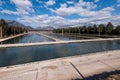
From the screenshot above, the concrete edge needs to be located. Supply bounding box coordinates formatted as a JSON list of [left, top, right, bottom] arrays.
[[0, 38, 120, 48], [0, 33, 27, 42]]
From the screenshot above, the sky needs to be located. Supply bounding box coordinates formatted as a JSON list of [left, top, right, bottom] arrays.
[[0, 0, 120, 28]]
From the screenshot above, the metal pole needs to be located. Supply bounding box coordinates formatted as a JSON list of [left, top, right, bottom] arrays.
[[62, 28, 64, 36], [0, 27, 2, 38], [14, 28, 15, 35], [99, 27, 100, 36], [78, 27, 80, 35], [69, 27, 70, 35]]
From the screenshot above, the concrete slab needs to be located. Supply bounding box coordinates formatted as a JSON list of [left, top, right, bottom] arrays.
[[39, 33, 61, 41], [37, 61, 81, 80], [102, 58, 120, 70], [87, 51, 120, 61], [0, 33, 27, 42], [72, 60, 112, 77]]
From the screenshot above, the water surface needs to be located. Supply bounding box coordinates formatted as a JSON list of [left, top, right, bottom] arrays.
[[1, 33, 53, 44], [0, 40, 120, 67]]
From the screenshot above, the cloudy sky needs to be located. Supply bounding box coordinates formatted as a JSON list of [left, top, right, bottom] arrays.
[[0, 0, 120, 28]]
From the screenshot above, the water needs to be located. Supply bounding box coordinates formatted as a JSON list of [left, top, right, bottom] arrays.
[[0, 40, 120, 67], [47, 33, 91, 41], [1, 33, 53, 44]]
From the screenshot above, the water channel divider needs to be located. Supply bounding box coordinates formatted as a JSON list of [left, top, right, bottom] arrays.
[[0, 37, 120, 48], [0, 33, 27, 42], [38, 33, 61, 41]]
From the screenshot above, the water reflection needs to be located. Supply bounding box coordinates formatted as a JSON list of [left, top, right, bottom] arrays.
[[47, 33, 91, 41], [1, 34, 53, 44], [0, 40, 120, 67]]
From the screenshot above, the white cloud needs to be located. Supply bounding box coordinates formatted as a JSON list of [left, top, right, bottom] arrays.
[[50, 0, 98, 16], [94, 0, 99, 3], [45, 0, 55, 6], [75, 0, 97, 9], [36, 0, 42, 3], [51, 3, 77, 16], [91, 7, 114, 18], [0, 9, 29, 15], [16, 0, 116, 28], [0, 0, 118, 28], [10, 0, 34, 15], [66, 1, 74, 4], [50, 0, 114, 19], [17, 13, 120, 28], [17, 15, 66, 27], [0, 10, 19, 15], [90, 15, 120, 26]]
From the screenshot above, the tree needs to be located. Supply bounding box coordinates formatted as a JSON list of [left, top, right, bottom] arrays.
[[81, 26, 87, 33], [115, 26, 120, 35], [92, 24, 97, 34], [53, 22, 120, 35], [0, 19, 7, 26], [0, 19, 8, 37], [106, 22, 114, 34], [87, 26, 92, 34], [0, 19, 27, 38], [97, 24, 105, 35]]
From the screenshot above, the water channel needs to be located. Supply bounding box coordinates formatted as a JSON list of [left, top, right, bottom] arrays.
[[47, 33, 92, 41], [0, 34, 120, 67]]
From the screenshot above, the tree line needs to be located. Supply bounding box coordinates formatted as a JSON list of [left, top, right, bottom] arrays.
[[0, 19, 28, 38], [53, 22, 120, 35]]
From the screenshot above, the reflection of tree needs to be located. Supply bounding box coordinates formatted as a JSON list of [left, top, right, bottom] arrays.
[[106, 22, 113, 34], [2, 35, 25, 44]]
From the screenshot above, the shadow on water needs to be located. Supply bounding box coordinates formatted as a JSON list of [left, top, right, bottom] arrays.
[[72, 70, 120, 80]]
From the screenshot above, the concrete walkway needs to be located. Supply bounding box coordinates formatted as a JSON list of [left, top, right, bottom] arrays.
[[1, 37, 120, 48], [0, 50, 120, 80], [39, 33, 61, 41], [0, 33, 27, 42]]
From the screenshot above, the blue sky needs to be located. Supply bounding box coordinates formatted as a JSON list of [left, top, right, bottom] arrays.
[[0, 0, 120, 28]]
